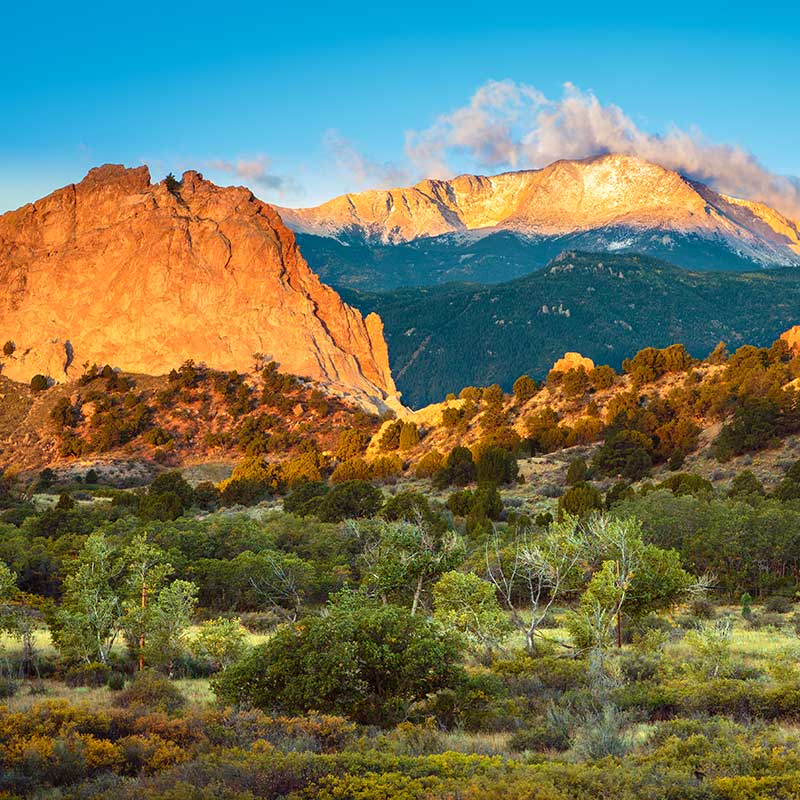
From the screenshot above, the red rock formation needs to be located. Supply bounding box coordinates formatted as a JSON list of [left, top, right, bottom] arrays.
[[0, 165, 401, 411], [780, 326, 800, 355], [551, 352, 595, 374]]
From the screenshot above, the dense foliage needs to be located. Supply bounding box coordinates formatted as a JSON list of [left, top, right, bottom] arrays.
[[7, 329, 800, 797], [343, 252, 800, 405]]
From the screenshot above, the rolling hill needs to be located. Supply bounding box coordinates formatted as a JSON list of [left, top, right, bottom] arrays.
[[342, 252, 800, 407]]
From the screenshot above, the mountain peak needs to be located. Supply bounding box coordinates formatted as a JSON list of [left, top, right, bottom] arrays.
[[277, 155, 800, 268]]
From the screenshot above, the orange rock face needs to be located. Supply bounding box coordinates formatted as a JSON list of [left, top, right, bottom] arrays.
[[0, 165, 400, 411], [780, 326, 800, 355], [551, 352, 595, 374]]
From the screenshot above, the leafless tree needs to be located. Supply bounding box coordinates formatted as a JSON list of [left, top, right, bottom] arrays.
[[486, 516, 588, 654]]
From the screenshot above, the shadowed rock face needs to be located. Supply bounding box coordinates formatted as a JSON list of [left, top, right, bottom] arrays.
[[0, 165, 400, 411]]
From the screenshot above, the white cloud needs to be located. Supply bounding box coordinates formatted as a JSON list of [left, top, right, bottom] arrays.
[[206, 155, 300, 194], [323, 130, 411, 190], [402, 80, 800, 220]]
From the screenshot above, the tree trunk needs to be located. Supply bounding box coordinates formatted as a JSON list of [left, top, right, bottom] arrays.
[[139, 582, 146, 671], [410, 575, 424, 616], [525, 624, 536, 655]]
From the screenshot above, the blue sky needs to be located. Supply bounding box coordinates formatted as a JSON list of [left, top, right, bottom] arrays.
[[2, 0, 798, 213]]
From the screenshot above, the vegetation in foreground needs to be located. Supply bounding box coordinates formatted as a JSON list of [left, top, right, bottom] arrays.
[[3, 453, 800, 798], [4, 333, 800, 797]]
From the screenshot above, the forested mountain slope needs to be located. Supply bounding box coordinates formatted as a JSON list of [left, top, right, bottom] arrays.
[[343, 252, 800, 407]]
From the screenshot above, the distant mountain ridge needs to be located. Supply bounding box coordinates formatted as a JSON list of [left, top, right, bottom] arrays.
[[279, 155, 800, 290], [341, 252, 800, 407]]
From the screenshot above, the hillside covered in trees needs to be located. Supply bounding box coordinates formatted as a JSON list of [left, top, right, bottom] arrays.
[[5, 332, 800, 796], [4, 331, 800, 797], [343, 252, 800, 407], [0, 360, 379, 476]]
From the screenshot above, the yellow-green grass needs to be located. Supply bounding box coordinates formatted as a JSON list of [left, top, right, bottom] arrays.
[[1, 677, 215, 713], [0, 625, 272, 659], [4, 603, 798, 717], [0, 627, 56, 655], [1, 681, 114, 713]]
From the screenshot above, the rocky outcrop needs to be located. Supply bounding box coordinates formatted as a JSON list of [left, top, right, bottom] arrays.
[[780, 326, 800, 354], [278, 154, 800, 267], [551, 352, 595, 374], [0, 165, 401, 412]]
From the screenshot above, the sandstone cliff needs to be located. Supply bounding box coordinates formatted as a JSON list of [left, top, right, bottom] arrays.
[[0, 165, 401, 412], [551, 352, 595, 374], [780, 325, 800, 355]]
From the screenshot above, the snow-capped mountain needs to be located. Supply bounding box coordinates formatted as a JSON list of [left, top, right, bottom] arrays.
[[277, 155, 800, 289]]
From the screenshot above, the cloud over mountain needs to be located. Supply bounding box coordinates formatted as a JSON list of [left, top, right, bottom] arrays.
[[403, 81, 800, 220], [323, 130, 411, 190]]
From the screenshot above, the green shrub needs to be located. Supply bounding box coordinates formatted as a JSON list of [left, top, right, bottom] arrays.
[[194, 481, 221, 510], [689, 597, 717, 619], [139, 490, 184, 521], [565, 458, 588, 485], [572, 706, 632, 760], [30, 374, 49, 391], [220, 477, 270, 506], [773, 478, 800, 501], [64, 661, 111, 687], [593, 430, 652, 480], [622, 347, 666, 383], [713, 399, 782, 461], [107, 671, 126, 691], [213, 594, 463, 726], [143, 426, 173, 446], [330, 457, 373, 483], [335, 428, 371, 461], [381, 491, 444, 529], [370, 454, 404, 481], [398, 422, 420, 451], [447, 484, 503, 521], [589, 365, 617, 390], [115, 669, 186, 713], [475, 446, 518, 485], [513, 375, 536, 403], [656, 472, 713, 498], [561, 367, 590, 398], [558, 482, 602, 519], [748, 611, 788, 630], [379, 420, 403, 451], [415, 451, 443, 479], [433, 447, 477, 489], [728, 469, 765, 501], [0, 676, 19, 698], [509, 724, 571, 753], [605, 480, 634, 508], [284, 480, 329, 514], [148, 471, 192, 504], [611, 681, 679, 717], [315, 480, 383, 522], [493, 653, 590, 692], [765, 594, 794, 614]]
